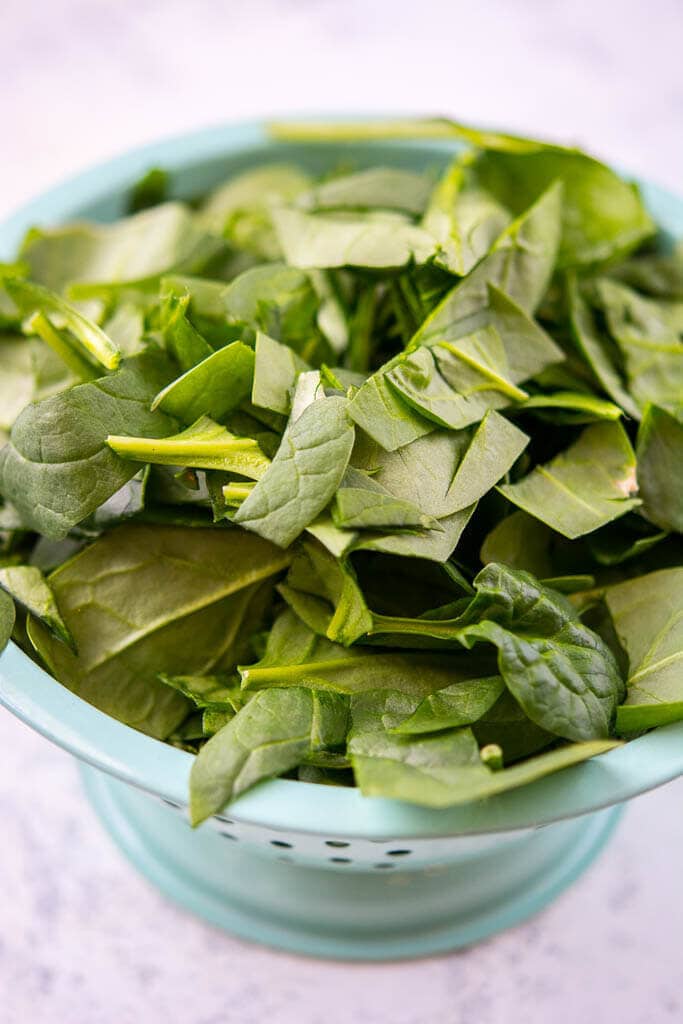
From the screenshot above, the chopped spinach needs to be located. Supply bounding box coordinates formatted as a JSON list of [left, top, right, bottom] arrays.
[[0, 117, 680, 822]]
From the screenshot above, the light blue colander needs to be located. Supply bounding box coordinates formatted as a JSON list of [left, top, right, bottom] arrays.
[[1, 120, 681, 961]]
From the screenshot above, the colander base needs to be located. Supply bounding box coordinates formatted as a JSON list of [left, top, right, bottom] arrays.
[[81, 764, 623, 961]]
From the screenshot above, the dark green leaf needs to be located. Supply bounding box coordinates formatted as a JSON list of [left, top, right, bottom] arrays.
[[498, 421, 640, 538], [636, 405, 683, 532], [28, 524, 289, 738], [606, 568, 683, 732], [234, 396, 355, 547], [0, 351, 178, 538], [190, 687, 349, 824]]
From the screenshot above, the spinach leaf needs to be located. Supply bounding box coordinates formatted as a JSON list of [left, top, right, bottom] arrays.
[[190, 688, 348, 824], [272, 208, 436, 270], [636, 405, 683, 532], [0, 351, 178, 538], [251, 331, 310, 416], [458, 564, 625, 740], [28, 524, 289, 738], [410, 182, 563, 329], [108, 416, 271, 479], [5, 278, 121, 371], [277, 539, 372, 646], [606, 568, 683, 731], [385, 286, 563, 433], [200, 164, 311, 257], [331, 466, 437, 531], [222, 263, 326, 360], [498, 422, 640, 538], [0, 564, 74, 649], [0, 588, 15, 653], [158, 674, 245, 713], [158, 290, 214, 372], [234, 396, 355, 547], [423, 155, 510, 276], [151, 341, 255, 424], [0, 336, 37, 435], [304, 167, 433, 215], [480, 510, 554, 576], [22, 202, 222, 293], [346, 366, 435, 452], [595, 279, 683, 411], [349, 693, 489, 807], [240, 609, 484, 697], [567, 277, 641, 419], [391, 676, 505, 734]]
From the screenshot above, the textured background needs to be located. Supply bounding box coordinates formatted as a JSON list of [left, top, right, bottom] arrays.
[[1, 2, 682, 1021]]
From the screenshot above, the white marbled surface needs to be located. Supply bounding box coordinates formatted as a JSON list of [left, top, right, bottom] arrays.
[[1, 1, 682, 1021]]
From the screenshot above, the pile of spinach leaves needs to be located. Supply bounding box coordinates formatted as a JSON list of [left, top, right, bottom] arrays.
[[1, 118, 682, 826]]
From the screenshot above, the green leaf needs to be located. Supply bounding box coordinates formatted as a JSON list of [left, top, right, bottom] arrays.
[[158, 674, 245, 713], [349, 694, 489, 807], [371, 563, 625, 740], [234, 396, 355, 547], [498, 421, 640, 538], [151, 341, 255, 424], [128, 168, 168, 213], [21, 202, 222, 293], [240, 609, 485, 697], [304, 167, 433, 215], [519, 390, 623, 423], [385, 286, 563, 433], [410, 181, 563, 327], [566, 276, 641, 420], [586, 515, 668, 567], [190, 687, 349, 825], [272, 207, 436, 269], [595, 278, 683, 412], [636, 405, 683, 532], [200, 164, 311, 257], [0, 351, 178, 539], [459, 564, 625, 740], [158, 290, 214, 372], [0, 564, 74, 649], [441, 411, 528, 513], [222, 263, 325, 360], [0, 336, 38, 433], [471, 148, 654, 269], [5, 278, 121, 371], [472, 690, 554, 762], [391, 676, 505, 734], [480, 510, 554, 577], [27, 524, 289, 738], [606, 568, 683, 732], [346, 365, 435, 452], [423, 155, 510, 276], [277, 538, 372, 646], [0, 588, 15, 653], [251, 331, 310, 416], [331, 466, 437, 531], [108, 415, 271, 479]]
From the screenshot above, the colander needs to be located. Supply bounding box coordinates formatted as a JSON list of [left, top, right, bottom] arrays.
[[1, 120, 682, 961]]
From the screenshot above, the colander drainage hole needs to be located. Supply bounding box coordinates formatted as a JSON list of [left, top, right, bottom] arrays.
[[387, 849, 412, 857], [325, 840, 350, 848], [270, 840, 293, 849], [329, 857, 352, 864], [221, 832, 238, 841], [374, 863, 395, 870]]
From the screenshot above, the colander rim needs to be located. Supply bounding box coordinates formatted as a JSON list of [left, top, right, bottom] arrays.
[[1, 117, 681, 841]]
